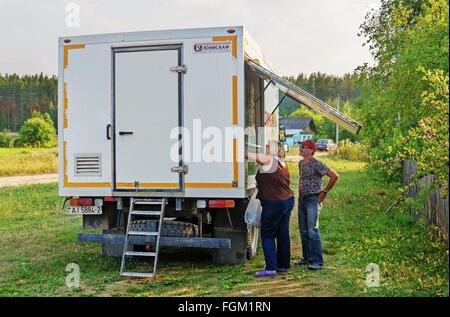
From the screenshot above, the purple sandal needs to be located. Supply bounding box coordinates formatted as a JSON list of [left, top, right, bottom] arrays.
[[255, 270, 276, 277]]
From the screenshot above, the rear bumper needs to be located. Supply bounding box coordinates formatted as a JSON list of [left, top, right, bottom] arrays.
[[77, 233, 231, 249]]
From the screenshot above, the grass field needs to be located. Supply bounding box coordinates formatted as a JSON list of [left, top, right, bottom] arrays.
[[0, 158, 448, 297], [0, 147, 58, 177]]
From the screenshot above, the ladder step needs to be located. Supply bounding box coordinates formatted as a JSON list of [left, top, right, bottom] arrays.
[[125, 251, 156, 257], [121, 272, 155, 278], [131, 210, 161, 216], [121, 197, 166, 278], [128, 231, 159, 236]]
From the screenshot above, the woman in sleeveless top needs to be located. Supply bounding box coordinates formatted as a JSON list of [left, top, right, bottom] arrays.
[[245, 140, 294, 277]]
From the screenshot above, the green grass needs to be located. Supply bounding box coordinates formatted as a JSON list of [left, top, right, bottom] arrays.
[[311, 158, 449, 296], [0, 183, 121, 296], [0, 159, 448, 297], [0, 147, 58, 176]]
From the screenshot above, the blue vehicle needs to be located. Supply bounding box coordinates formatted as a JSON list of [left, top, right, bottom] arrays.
[[316, 139, 336, 151]]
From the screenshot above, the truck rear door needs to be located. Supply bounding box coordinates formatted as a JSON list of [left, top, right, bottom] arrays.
[[113, 45, 183, 192]]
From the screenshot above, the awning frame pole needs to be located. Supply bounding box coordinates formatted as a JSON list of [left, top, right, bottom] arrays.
[[246, 79, 273, 115], [246, 60, 362, 135], [264, 91, 288, 125]]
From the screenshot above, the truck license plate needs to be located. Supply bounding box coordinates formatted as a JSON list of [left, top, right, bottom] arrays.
[[66, 206, 102, 215]]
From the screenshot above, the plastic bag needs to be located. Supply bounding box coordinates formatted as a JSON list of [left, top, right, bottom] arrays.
[[244, 189, 262, 228]]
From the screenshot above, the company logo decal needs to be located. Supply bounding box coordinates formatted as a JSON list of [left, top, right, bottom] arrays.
[[194, 41, 232, 53]]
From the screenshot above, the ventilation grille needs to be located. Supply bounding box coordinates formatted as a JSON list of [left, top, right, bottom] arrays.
[[74, 154, 102, 176]]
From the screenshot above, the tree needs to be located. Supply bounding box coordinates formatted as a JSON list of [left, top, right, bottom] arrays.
[[399, 69, 449, 198], [288, 96, 361, 142], [280, 72, 361, 117], [357, 0, 449, 196], [17, 113, 57, 148]]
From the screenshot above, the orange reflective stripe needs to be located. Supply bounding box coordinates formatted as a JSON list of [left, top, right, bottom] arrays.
[[233, 138, 238, 185], [63, 44, 85, 69], [232, 75, 237, 125], [66, 182, 110, 187], [115, 183, 234, 189], [212, 36, 236, 58], [116, 183, 179, 188], [63, 83, 68, 128], [63, 141, 68, 185], [185, 183, 234, 188]]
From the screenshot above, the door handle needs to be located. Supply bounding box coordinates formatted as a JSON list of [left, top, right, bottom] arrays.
[[119, 131, 133, 135], [106, 124, 111, 140]]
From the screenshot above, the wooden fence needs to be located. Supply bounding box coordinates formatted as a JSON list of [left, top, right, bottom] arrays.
[[403, 160, 449, 246]]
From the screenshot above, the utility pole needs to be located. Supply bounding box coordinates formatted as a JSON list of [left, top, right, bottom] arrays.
[[336, 94, 339, 146], [312, 77, 316, 96]]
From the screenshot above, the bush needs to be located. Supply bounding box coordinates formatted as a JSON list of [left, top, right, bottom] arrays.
[[328, 139, 368, 161], [17, 117, 57, 148], [0, 132, 13, 148]]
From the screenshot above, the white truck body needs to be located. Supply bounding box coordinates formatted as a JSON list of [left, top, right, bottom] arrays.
[[58, 26, 362, 265], [58, 26, 280, 199]]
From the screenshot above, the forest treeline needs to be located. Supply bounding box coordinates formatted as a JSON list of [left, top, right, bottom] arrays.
[[279, 72, 361, 117], [0, 70, 361, 133], [0, 73, 57, 132]]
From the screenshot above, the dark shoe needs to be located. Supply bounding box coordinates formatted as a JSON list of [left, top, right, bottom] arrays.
[[255, 270, 276, 277], [294, 259, 310, 266], [308, 264, 323, 270], [276, 268, 288, 273]]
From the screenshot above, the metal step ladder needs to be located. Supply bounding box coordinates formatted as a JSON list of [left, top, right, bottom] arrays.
[[120, 197, 167, 278]]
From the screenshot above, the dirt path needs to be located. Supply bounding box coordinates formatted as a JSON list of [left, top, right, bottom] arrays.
[[0, 173, 58, 188]]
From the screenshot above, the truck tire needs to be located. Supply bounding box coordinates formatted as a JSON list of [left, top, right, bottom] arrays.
[[130, 220, 198, 238]]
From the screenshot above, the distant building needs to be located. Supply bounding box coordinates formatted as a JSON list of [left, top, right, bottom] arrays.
[[279, 117, 317, 149]]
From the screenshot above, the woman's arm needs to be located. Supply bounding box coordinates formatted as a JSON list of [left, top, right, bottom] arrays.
[[245, 151, 272, 166]]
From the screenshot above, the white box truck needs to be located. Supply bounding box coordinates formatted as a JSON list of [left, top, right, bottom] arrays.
[[59, 26, 361, 272]]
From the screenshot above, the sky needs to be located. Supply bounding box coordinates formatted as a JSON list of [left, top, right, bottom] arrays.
[[0, 0, 380, 78]]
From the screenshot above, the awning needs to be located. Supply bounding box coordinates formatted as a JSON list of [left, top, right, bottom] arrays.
[[247, 60, 363, 135]]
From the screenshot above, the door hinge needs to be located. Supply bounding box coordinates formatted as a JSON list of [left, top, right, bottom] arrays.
[[170, 64, 187, 73]]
